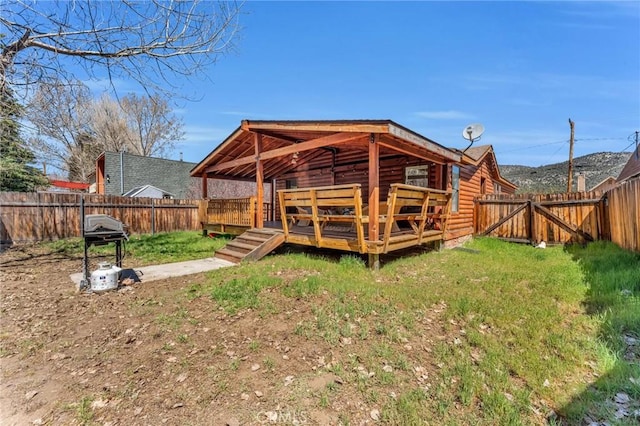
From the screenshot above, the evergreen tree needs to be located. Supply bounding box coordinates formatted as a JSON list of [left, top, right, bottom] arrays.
[[0, 89, 49, 192]]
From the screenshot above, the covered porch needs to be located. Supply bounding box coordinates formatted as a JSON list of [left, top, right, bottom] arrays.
[[191, 120, 460, 266]]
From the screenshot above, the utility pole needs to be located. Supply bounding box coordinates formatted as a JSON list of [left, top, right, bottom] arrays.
[[567, 118, 575, 193]]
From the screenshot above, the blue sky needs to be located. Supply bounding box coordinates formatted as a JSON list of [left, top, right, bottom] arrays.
[[93, 1, 640, 166]]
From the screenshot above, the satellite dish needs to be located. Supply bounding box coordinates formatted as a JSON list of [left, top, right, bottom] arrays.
[[462, 123, 484, 141], [461, 123, 484, 153]]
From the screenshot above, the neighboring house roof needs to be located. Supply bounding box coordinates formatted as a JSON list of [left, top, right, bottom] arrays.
[[456, 144, 517, 191], [617, 147, 640, 183], [590, 176, 618, 192], [191, 119, 462, 179], [97, 151, 196, 198], [123, 184, 175, 198], [49, 179, 90, 191]]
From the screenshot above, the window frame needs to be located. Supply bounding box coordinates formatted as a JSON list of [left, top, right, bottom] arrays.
[[451, 165, 460, 213]]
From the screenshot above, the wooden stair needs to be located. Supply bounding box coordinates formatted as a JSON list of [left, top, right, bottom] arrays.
[[214, 228, 285, 264]]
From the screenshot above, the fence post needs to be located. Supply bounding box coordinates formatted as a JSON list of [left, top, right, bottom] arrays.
[[80, 195, 85, 235], [528, 199, 535, 244], [37, 192, 42, 242], [151, 199, 155, 235]]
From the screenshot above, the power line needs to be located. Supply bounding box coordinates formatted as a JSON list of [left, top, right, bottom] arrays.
[[574, 137, 626, 142], [499, 139, 567, 154], [621, 140, 636, 151], [545, 140, 570, 165]]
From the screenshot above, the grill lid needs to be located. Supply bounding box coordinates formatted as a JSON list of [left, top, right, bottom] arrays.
[[84, 214, 128, 238]]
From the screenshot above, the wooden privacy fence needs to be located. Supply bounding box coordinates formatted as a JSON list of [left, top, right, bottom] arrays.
[[0, 192, 201, 244], [607, 178, 640, 252], [474, 191, 607, 245]]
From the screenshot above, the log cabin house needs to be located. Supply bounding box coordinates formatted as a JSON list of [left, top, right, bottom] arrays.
[[190, 120, 515, 267]]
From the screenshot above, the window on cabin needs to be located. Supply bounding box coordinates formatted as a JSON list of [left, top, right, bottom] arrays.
[[493, 182, 501, 193], [405, 165, 429, 188], [285, 179, 297, 213], [452, 166, 460, 213], [285, 179, 297, 189], [480, 177, 486, 194]]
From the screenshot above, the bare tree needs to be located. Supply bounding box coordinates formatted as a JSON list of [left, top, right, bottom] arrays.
[[27, 81, 98, 181], [121, 93, 184, 158], [90, 94, 135, 153], [0, 0, 241, 96], [27, 82, 184, 180]]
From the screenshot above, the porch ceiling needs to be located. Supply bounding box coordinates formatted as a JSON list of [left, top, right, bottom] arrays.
[[190, 120, 461, 180]]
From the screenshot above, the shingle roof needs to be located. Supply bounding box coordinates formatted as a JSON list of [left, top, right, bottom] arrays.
[[617, 147, 640, 182]]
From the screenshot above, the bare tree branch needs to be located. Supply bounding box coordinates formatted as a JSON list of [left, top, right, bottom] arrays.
[[0, 0, 242, 96], [26, 82, 184, 181]]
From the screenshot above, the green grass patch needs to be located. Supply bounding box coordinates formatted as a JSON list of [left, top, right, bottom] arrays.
[[48, 231, 633, 424], [45, 231, 228, 265], [560, 241, 640, 423], [209, 274, 281, 314]]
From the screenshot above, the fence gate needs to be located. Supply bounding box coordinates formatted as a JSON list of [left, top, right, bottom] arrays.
[[474, 192, 607, 244]]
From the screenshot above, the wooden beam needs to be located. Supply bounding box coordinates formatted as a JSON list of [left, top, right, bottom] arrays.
[[206, 174, 257, 183], [534, 203, 594, 242], [528, 200, 535, 243], [205, 132, 368, 174], [388, 123, 460, 162], [480, 202, 528, 236], [378, 137, 440, 163], [244, 121, 389, 134], [255, 133, 264, 229], [190, 126, 244, 176], [368, 134, 380, 242], [201, 174, 208, 199]]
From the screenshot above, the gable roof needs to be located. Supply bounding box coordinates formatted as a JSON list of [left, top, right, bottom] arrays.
[[590, 176, 618, 192], [123, 184, 175, 198], [191, 119, 461, 179], [617, 147, 640, 183], [455, 144, 517, 190]]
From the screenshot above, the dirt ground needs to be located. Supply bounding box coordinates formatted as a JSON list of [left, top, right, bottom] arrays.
[[0, 245, 458, 426]]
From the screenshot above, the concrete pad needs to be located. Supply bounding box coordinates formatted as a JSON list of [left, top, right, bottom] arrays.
[[70, 257, 235, 287]]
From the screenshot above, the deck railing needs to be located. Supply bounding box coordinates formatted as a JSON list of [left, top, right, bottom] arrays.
[[199, 197, 273, 228], [278, 183, 367, 252], [381, 184, 451, 251], [278, 183, 451, 254]]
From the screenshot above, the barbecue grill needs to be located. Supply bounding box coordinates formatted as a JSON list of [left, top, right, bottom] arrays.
[[81, 214, 129, 289]]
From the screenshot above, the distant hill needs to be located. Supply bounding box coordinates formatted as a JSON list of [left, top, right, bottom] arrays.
[[500, 152, 631, 194]]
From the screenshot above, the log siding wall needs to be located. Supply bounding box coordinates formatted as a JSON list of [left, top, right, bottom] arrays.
[[274, 157, 446, 221], [446, 161, 516, 240]]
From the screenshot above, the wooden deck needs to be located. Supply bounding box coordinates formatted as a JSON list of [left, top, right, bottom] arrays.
[[284, 222, 444, 254], [204, 183, 451, 260]]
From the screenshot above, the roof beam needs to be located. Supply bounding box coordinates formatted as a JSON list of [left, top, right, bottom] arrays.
[[205, 132, 369, 174], [378, 137, 443, 163], [243, 120, 389, 134], [190, 126, 243, 176], [388, 124, 460, 162]]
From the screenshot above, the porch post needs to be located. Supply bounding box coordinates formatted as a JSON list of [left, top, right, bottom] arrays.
[[201, 174, 208, 199], [368, 133, 380, 269], [254, 133, 264, 228]]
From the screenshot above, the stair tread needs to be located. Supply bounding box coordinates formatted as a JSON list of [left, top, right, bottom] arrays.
[[216, 247, 246, 258], [226, 241, 259, 251], [237, 234, 270, 243], [214, 252, 240, 264]]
